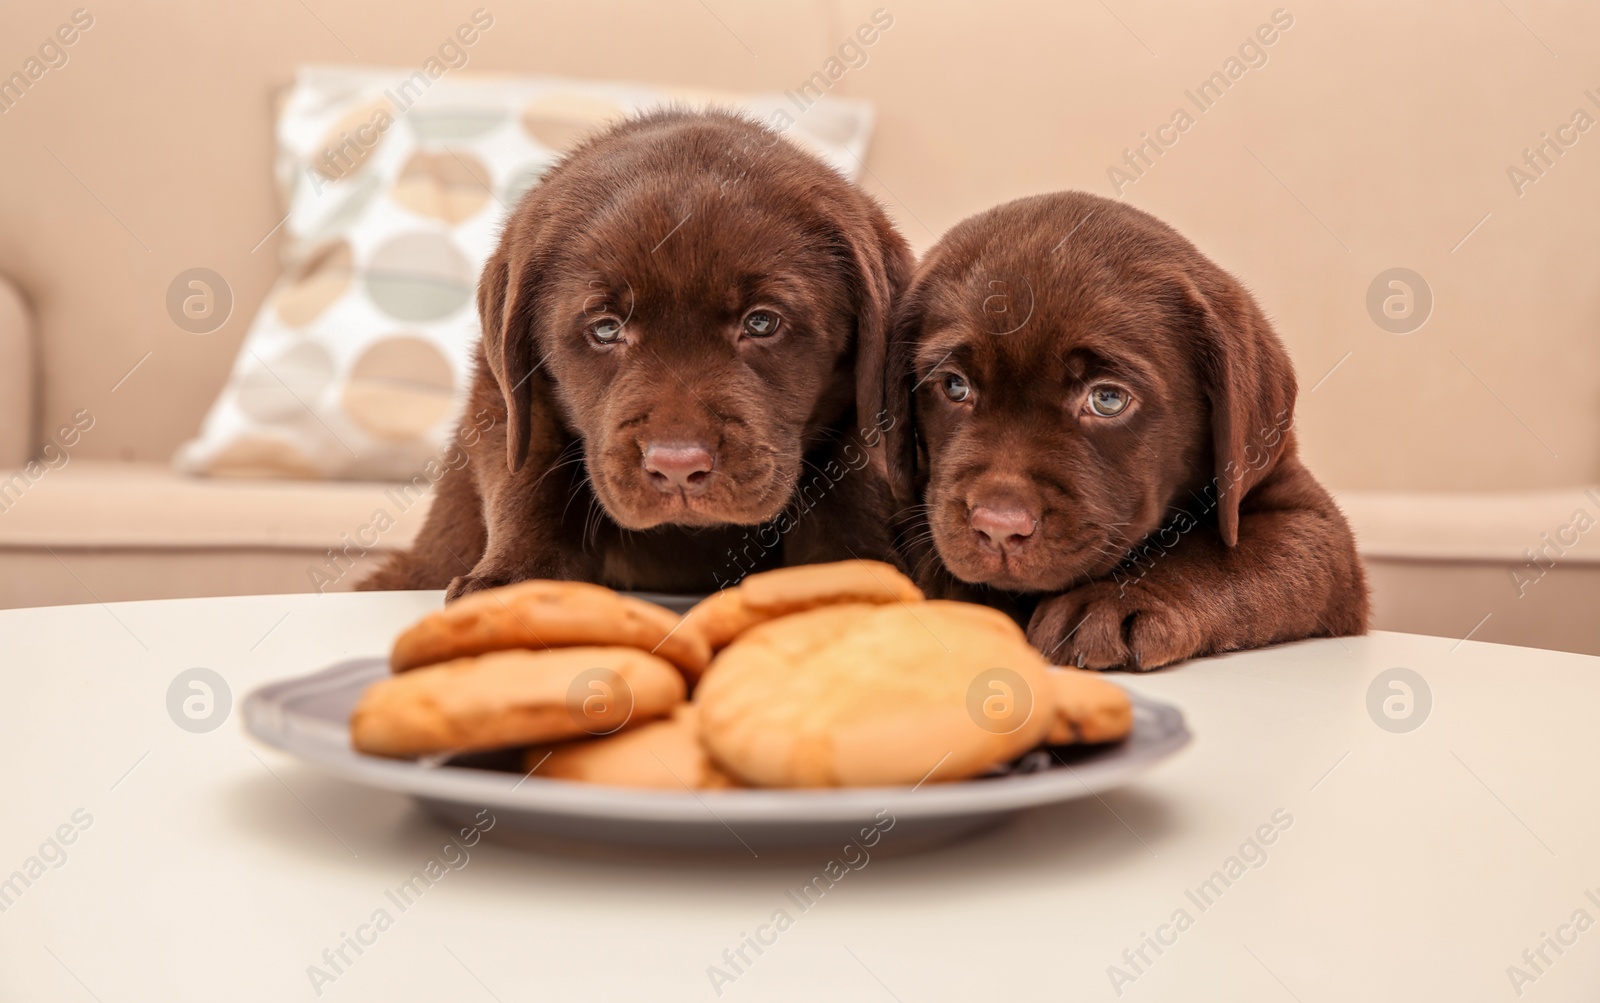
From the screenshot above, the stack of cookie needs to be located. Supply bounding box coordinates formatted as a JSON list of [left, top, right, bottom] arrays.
[[350, 581, 704, 761], [350, 561, 1134, 790]]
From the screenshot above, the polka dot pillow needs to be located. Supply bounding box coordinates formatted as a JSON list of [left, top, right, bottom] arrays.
[[176, 65, 875, 480]]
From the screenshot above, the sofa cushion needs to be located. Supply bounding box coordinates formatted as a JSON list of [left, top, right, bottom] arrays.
[[8, 467, 1596, 566], [1334, 487, 1600, 564], [0, 460, 430, 550], [0, 461, 436, 608], [1335, 486, 1600, 657], [174, 65, 877, 481], [4, 466, 1597, 657]]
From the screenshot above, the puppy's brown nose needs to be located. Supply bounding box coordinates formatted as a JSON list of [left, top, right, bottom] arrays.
[[642, 442, 715, 494], [970, 505, 1037, 554]]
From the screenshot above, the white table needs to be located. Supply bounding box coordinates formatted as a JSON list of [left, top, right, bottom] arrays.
[[2, 591, 1597, 1002]]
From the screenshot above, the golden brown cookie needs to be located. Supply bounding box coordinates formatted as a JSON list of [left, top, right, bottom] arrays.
[[351, 646, 685, 758], [522, 705, 737, 790], [677, 587, 766, 653], [390, 579, 709, 679], [682, 560, 923, 652], [694, 601, 1054, 787], [1044, 669, 1134, 744]]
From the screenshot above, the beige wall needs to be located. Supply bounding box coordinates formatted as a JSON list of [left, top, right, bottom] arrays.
[[1, 0, 1596, 491]]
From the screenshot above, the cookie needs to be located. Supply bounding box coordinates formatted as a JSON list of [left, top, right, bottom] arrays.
[[1044, 669, 1134, 745], [694, 601, 1054, 787], [522, 705, 737, 790], [677, 587, 767, 653], [351, 646, 685, 758], [390, 579, 709, 679], [682, 559, 923, 652]]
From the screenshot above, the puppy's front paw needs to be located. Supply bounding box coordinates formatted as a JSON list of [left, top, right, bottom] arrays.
[[1027, 582, 1206, 671], [445, 574, 502, 602], [445, 557, 583, 602]]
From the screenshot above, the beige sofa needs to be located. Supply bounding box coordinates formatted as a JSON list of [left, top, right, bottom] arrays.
[[2, 1, 1598, 654]]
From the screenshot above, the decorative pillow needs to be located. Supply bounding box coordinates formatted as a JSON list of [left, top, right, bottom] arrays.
[[176, 64, 875, 480]]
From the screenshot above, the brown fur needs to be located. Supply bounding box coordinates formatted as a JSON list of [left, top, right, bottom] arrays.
[[361, 109, 911, 600], [885, 192, 1369, 670]]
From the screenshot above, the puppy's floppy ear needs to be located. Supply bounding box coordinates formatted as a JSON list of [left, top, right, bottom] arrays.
[[477, 238, 545, 472], [882, 281, 927, 505], [837, 206, 914, 456], [1179, 272, 1297, 547]]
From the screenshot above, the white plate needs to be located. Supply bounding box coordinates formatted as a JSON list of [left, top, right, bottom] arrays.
[[243, 656, 1191, 854]]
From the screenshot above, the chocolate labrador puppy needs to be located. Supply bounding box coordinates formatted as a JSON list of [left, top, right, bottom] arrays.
[[363, 109, 910, 599], [885, 192, 1368, 669]]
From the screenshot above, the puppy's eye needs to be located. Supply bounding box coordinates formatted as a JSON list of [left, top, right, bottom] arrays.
[[941, 373, 972, 403], [741, 310, 781, 338], [1087, 385, 1131, 417], [589, 317, 625, 345]]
